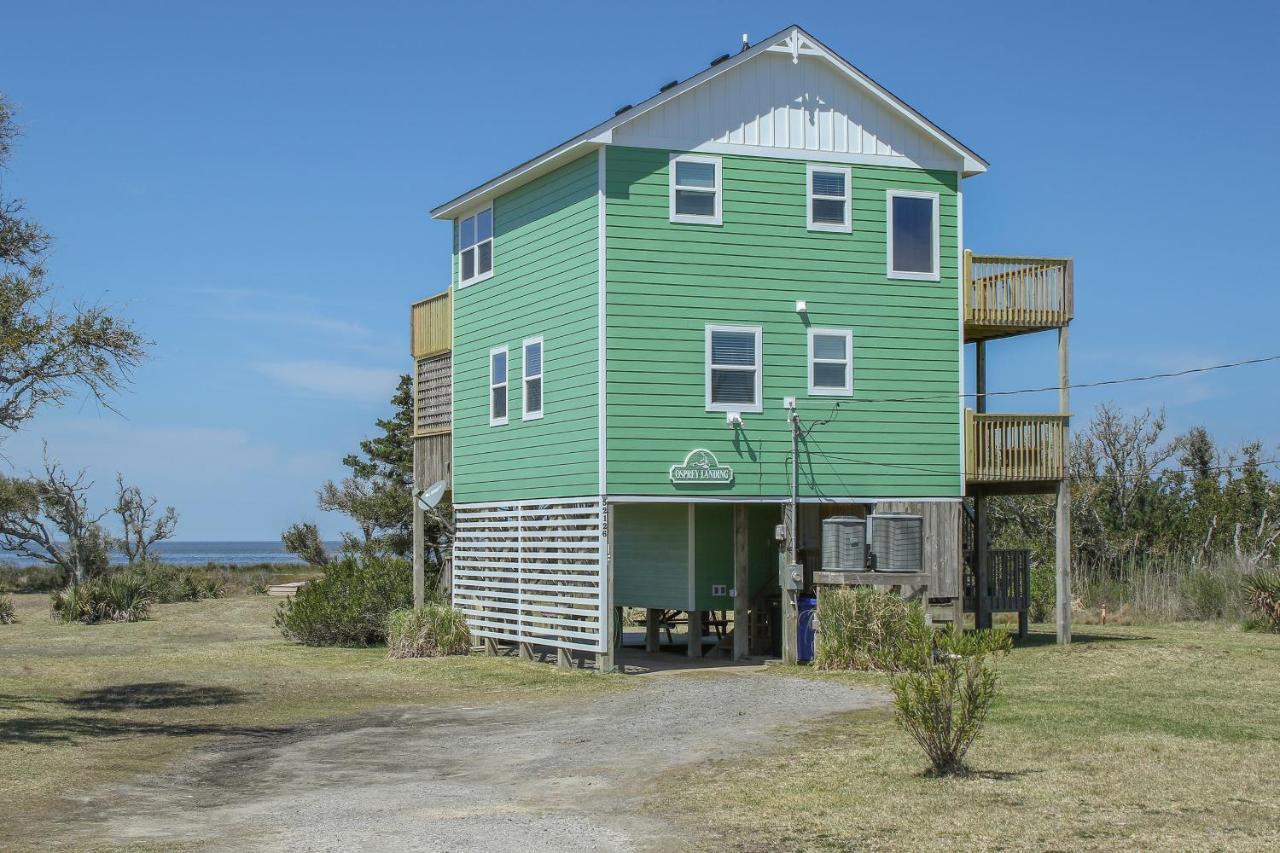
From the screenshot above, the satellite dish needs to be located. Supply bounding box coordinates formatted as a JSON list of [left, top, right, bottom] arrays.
[[416, 480, 447, 510]]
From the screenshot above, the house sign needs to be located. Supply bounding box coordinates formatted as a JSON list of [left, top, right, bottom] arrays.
[[669, 449, 734, 484]]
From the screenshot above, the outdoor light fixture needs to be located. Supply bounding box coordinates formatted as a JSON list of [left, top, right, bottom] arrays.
[[726, 411, 743, 427], [795, 300, 807, 313]]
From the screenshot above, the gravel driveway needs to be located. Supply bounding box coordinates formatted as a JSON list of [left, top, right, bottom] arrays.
[[69, 668, 885, 851]]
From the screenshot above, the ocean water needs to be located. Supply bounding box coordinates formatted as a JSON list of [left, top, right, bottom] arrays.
[[0, 541, 343, 568]]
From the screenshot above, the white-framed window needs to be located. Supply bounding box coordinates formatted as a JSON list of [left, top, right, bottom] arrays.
[[522, 336, 544, 421], [458, 206, 494, 286], [808, 328, 853, 396], [886, 190, 939, 281], [489, 345, 508, 426], [705, 324, 762, 413], [669, 154, 722, 225], [807, 164, 851, 232]]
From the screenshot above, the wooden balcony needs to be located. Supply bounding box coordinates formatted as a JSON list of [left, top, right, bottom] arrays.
[[965, 410, 1067, 490], [411, 290, 451, 360], [964, 251, 1073, 341]]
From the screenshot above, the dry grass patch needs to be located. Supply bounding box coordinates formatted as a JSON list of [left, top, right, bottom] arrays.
[[653, 624, 1280, 851], [0, 593, 625, 849]]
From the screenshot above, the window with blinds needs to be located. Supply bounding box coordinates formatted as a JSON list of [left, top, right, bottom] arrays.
[[522, 336, 543, 421], [807, 164, 851, 232], [705, 325, 762, 413], [489, 346, 508, 426]]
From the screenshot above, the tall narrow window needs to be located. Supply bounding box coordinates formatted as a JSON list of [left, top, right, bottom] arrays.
[[522, 337, 543, 421], [489, 346, 508, 426], [670, 154, 722, 224], [459, 207, 493, 285], [887, 190, 939, 280], [807, 164, 851, 232], [706, 325, 762, 413], [808, 328, 853, 396]]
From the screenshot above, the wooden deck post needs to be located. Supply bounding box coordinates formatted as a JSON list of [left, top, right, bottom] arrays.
[[596, 503, 617, 673], [412, 442, 425, 611], [518, 642, 533, 660], [780, 503, 798, 665], [1056, 323, 1073, 645], [687, 610, 703, 658], [557, 647, 572, 669], [974, 494, 991, 631], [733, 505, 749, 660], [484, 637, 498, 656]]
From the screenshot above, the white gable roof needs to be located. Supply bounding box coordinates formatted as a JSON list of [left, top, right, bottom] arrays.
[[432, 26, 986, 219]]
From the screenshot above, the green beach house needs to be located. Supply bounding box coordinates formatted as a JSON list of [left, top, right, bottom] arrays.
[[409, 25, 1075, 667]]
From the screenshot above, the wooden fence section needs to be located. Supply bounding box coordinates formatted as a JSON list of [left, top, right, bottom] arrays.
[[411, 290, 451, 358], [452, 498, 607, 654], [964, 251, 1073, 340], [966, 411, 1067, 484], [963, 549, 1031, 613]]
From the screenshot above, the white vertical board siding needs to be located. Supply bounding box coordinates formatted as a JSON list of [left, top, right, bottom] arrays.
[[452, 497, 607, 653], [612, 52, 958, 171]]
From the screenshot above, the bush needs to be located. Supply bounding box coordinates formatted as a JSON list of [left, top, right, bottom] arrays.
[[1245, 571, 1280, 632], [274, 554, 412, 646], [1028, 560, 1055, 622], [814, 587, 931, 672], [0, 566, 63, 593], [0, 594, 14, 624], [892, 653, 999, 776], [934, 624, 1013, 659], [50, 575, 153, 624], [127, 564, 227, 603], [386, 605, 471, 658]]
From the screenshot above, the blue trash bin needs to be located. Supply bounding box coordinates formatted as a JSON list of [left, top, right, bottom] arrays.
[[798, 595, 818, 663]]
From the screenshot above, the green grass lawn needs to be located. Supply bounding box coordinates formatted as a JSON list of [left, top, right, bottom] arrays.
[[653, 622, 1280, 851], [0, 592, 624, 846]]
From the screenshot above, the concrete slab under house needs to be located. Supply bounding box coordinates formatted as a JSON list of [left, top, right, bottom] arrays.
[[409, 24, 1075, 671]]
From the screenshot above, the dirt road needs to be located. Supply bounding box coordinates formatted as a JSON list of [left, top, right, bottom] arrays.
[[63, 669, 884, 851]]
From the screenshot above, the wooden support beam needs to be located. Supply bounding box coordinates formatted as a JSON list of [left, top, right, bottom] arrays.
[[1056, 324, 1073, 645], [484, 637, 498, 656], [412, 442, 425, 610], [687, 610, 703, 658], [518, 642, 533, 660], [974, 494, 991, 631], [733, 505, 749, 660], [645, 608, 661, 653], [557, 647, 572, 669], [780, 503, 798, 665], [596, 505, 617, 673]]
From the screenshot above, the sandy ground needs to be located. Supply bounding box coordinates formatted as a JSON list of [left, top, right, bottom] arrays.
[[60, 668, 884, 852]]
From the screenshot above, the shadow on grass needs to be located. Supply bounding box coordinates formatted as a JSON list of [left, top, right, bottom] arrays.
[[0, 714, 290, 745], [1014, 630, 1152, 648], [62, 682, 250, 711]]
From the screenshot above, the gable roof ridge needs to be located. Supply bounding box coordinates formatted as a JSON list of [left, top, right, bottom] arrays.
[[431, 25, 985, 219]]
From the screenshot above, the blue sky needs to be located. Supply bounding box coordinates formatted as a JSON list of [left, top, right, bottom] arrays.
[[1, 1, 1277, 539]]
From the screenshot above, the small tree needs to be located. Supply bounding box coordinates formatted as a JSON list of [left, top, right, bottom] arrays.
[[892, 654, 999, 776], [0, 450, 111, 585], [282, 522, 331, 567], [114, 474, 178, 564]]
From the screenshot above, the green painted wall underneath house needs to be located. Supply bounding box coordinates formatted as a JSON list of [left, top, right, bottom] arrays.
[[604, 146, 961, 500], [612, 502, 781, 612], [451, 153, 600, 504]]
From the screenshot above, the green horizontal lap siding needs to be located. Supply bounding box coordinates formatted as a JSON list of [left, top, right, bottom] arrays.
[[452, 153, 600, 504], [613, 503, 690, 610], [604, 146, 960, 498]]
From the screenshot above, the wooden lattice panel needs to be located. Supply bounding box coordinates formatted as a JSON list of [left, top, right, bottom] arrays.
[[415, 353, 451, 436], [452, 498, 607, 653]]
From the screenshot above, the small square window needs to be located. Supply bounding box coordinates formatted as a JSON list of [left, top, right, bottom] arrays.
[[808, 328, 853, 396], [459, 206, 494, 285], [670, 154, 722, 224], [522, 337, 544, 421], [706, 325, 762, 413], [887, 190, 939, 280], [807, 165, 851, 232]]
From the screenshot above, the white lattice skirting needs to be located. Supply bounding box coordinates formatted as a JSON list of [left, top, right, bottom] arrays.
[[452, 497, 607, 653]]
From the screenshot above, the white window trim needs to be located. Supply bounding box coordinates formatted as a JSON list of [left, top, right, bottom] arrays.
[[489, 345, 508, 427], [886, 189, 940, 281], [457, 205, 494, 288], [806, 163, 852, 233], [705, 324, 763, 414], [669, 153, 723, 225], [522, 336, 544, 421], [807, 328, 854, 397]]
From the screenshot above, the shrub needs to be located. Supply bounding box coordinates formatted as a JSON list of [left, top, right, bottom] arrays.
[[1245, 571, 1280, 632], [50, 575, 153, 624], [0, 566, 63, 593], [386, 605, 471, 658], [934, 625, 1013, 659], [1182, 568, 1234, 620], [1027, 560, 1055, 622], [0, 594, 15, 624], [892, 653, 999, 776], [814, 587, 931, 672], [274, 554, 413, 646], [126, 564, 227, 603], [247, 572, 271, 595]]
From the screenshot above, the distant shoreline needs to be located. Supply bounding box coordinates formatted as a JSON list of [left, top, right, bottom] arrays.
[[0, 541, 343, 569]]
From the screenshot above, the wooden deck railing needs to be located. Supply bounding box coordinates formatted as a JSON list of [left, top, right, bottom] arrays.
[[411, 290, 452, 358], [964, 251, 1073, 339], [966, 410, 1067, 483], [963, 549, 1031, 613]]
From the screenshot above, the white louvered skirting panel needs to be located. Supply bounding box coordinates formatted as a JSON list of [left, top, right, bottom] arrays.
[[452, 497, 607, 654]]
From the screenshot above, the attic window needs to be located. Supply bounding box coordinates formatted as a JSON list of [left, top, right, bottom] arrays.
[[670, 154, 722, 225], [807, 165, 851, 233], [458, 207, 493, 285]]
